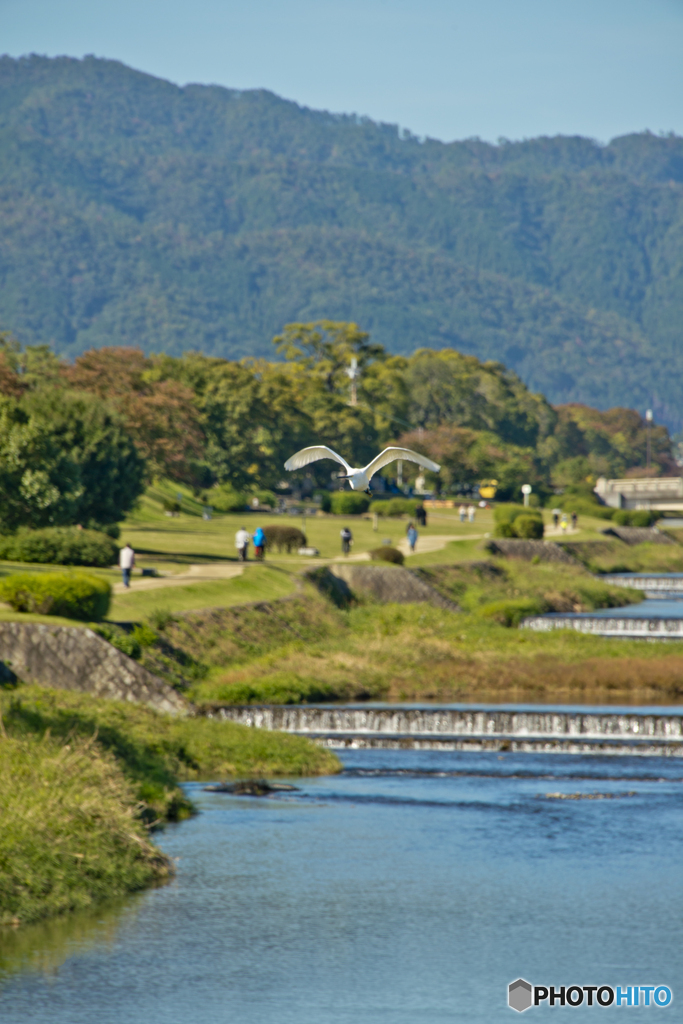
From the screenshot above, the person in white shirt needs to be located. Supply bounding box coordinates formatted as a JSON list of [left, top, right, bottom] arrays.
[[235, 527, 252, 562], [119, 543, 135, 588]]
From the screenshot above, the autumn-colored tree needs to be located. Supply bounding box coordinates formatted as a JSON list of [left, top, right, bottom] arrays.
[[63, 348, 204, 481]]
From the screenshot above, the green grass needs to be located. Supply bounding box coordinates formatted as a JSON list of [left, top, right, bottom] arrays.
[[0, 732, 172, 926], [0, 684, 340, 926], [185, 595, 683, 707], [108, 564, 295, 621], [153, 559, 680, 708], [119, 485, 495, 563], [563, 538, 683, 574]]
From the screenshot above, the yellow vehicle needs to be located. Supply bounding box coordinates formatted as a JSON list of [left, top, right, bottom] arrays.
[[478, 479, 498, 500]]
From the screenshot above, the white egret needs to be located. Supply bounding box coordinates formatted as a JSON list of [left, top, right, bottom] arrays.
[[284, 445, 440, 494]]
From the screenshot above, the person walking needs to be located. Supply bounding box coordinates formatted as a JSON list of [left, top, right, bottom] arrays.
[[571, 511, 578, 531], [119, 542, 135, 588], [415, 504, 427, 527], [340, 526, 353, 556], [459, 504, 466, 523], [406, 522, 418, 553], [467, 504, 475, 523], [560, 513, 568, 535], [253, 526, 266, 560], [235, 526, 252, 562]]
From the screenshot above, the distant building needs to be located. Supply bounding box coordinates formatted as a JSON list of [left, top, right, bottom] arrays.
[[594, 476, 683, 511]]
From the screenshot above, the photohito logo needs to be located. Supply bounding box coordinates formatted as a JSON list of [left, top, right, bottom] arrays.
[[508, 979, 673, 1012]]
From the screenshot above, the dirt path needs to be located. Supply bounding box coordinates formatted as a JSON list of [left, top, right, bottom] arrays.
[[113, 563, 244, 595], [396, 533, 486, 556]]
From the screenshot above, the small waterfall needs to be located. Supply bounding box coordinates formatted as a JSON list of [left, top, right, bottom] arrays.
[[601, 575, 683, 593], [206, 705, 683, 756], [523, 615, 683, 638]]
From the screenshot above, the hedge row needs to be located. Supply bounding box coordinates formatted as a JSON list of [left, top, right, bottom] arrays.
[[262, 525, 306, 552], [369, 498, 422, 517], [0, 528, 118, 568], [0, 572, 112, 621]]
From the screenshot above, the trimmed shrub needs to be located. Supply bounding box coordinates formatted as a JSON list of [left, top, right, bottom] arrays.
[[493, 504, 543, 539], [162, 499, 181, 514], [330, 492, 371, 515], [0, 572, 112, 621], [370, 498, 420, 517], [0, 527, 118, 567], [262, 525, 306, 552], [612, 509, 658, 527], [369, 546, 405, 565], [317, 491, 332, 513], [513, 514, 544, 540], [493, 504, 527, 527]]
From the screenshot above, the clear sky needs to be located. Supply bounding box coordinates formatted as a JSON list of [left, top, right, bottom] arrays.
[[2, 0, 682, 143]]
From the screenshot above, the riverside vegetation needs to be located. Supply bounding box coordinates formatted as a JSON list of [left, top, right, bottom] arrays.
[[2, 530, 682, 929], [105, 551, 683, 708], [0, 686, 339, 926]]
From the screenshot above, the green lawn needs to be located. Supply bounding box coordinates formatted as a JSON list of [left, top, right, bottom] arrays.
[[108, 564, 295, 621]]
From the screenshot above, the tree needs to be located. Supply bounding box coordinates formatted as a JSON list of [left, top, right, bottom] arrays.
[[63, 348, 204, 482], [397, 425, 546, 501], [404, 349, 556, 447], [0, 389, 145, 531]]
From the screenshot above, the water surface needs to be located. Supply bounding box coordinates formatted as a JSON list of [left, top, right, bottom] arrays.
[[1, 749, 681, 1022]]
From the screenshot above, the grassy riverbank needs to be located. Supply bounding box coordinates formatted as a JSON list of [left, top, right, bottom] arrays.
[[116, 557, 683, 707], [0, 685, 340, 926]]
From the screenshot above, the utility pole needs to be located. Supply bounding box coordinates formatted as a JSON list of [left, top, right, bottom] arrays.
[[345, 357, 360, 406], [646, 409, 653, 471]]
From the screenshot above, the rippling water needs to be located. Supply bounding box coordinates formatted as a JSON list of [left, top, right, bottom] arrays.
[[2, 749, 682, 1022]]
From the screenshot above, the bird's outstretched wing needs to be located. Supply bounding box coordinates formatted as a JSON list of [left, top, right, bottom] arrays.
[[363, 447, 440, 480], [284, 446, 352, 473]]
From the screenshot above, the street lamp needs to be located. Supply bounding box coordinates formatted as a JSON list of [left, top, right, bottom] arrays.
[[521, 483, 532, 508], [646, 409, 653, 471]]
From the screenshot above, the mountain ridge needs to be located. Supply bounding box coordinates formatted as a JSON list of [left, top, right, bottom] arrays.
[[1, 55, 682, 425]]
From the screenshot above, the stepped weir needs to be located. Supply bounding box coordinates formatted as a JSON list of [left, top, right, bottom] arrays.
[[209, 705, 683, 756]]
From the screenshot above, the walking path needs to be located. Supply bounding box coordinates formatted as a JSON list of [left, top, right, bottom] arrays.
[[396, 533, 486, 556], [113, 563, 244, 595]]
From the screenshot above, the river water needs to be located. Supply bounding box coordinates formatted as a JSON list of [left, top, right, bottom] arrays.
[[2, 747, 682, 1022]]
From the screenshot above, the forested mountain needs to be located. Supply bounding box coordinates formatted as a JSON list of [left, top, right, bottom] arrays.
[[1, 56, 682, 424]]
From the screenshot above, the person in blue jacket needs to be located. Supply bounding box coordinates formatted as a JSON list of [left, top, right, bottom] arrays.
[[253, 526, 266, 560]]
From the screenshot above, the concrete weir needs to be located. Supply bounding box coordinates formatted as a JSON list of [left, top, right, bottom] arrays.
[[522, 614, 683, 639], [208, 705, 683, 756]]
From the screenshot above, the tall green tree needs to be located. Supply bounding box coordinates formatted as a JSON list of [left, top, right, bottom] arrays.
[[0, 390, 145, 531]]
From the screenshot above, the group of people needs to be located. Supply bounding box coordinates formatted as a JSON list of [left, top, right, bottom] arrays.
[[552, 511, 578, 532], [234, 526, 266, 561], [458, 504, 476, 523]]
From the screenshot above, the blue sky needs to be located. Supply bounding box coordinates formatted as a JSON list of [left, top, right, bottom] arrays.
[[2, 0, 682, 143]]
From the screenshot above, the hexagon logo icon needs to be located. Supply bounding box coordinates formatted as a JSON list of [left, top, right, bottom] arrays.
[[508, 978, 533, 1012]]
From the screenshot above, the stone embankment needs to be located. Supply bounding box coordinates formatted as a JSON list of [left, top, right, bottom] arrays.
[[0, 622, 187, 715], [484, 539, 579, 564], [311, 564, 459, 610], [601, 526, 674, 546]]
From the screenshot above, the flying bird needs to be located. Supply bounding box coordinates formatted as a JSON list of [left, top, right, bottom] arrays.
[[284, 446, 440, 494]]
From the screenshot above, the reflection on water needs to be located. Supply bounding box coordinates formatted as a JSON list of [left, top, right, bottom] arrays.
[[0, 897, 139, 983], [1, 748, 682, 1023]]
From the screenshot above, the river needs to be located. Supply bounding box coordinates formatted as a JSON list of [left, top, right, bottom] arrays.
[[1, 746, 682, 1022]]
